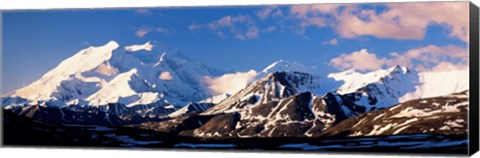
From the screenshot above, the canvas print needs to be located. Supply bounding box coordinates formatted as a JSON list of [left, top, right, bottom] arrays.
[[1, 1, 475, 155]]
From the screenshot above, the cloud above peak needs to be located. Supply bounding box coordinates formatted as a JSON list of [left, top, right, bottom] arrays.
[[330, 49, 386, 71], [203, 70, 258, 95], [329, 45, 468, 72]]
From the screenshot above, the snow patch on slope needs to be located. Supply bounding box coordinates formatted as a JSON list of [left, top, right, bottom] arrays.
[[86, 68, 142, 106], [262, 60, 312, 74], [399, 70, 469, 102]]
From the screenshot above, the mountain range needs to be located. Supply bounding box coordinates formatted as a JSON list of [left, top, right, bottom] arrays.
[[1, 41, 470, 138]]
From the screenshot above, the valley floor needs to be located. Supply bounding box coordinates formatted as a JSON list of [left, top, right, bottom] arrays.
[[2, 110, 467, 155]]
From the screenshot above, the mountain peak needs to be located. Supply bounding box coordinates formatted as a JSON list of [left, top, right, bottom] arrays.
[[387, 65, 409, 74], [106, 40, 120, 49], [9, 41, 121, 101], [203, 71, 322, 115], [262, 60, 312, 74]]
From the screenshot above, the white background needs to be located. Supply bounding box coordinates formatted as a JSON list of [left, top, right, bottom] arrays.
[[0, 0, 479, 157]]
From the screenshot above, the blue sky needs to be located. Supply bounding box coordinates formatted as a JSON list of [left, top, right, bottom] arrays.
[[1, 2, 469, 93]]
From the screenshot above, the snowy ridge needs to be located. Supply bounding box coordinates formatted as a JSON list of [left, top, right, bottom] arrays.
[[261, 60, 313, 74], [199, 93, 231, 104], [327, 65, 419, 111], [328, 65, 414, 95], [328, 66, 469, 112], [9, 41, 120, 102], [124, 41, 153, 52], [2, 41, 221, 114]]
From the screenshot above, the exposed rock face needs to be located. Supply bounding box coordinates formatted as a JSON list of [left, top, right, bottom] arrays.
[[202, 71, 322, 115], [321, 91, 469, 137], [135, 92, 339, 138], [135, 90, 469, 138]]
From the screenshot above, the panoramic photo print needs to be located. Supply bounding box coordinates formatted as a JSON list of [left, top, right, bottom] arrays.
[[1, 1, 472, 154]]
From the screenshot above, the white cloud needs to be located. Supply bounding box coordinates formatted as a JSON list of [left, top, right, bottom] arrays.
[[431, 62, 468, 72], [330, 49, 386, 71], [329, 45, 468, 72], [288, 4, 342, 35], [288, 2, 469, 42], [203, 70, 258, 95], [386, 45, 468, 68], [322, 38, 338, 45], [135, 27, 151, 37], [159, 71, 173, 80]]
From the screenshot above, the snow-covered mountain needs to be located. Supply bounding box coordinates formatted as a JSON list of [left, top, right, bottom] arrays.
[[2, 41, 222, 116], [327, 65, 469, 112], [1, 40, 470, 138], [327, 65, 419, 112], [134, 74, 342, 138], [202, 71, 323, 115], [134, 67, 469, 138]]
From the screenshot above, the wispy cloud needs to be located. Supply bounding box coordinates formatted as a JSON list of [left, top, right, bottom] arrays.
[[322, 38, 338, 45], [207, 15, 253, 30], [188, 13, 278, 40], [262, 26, 277, 33], [156, 26, 176, 35], [188, 15, 255, 40], [329, 45, 468, 72], [135, 27, 152, 37], [135, 9, 152, 15], [188, 24, 202, 31], [256, 6, 283, 19]]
